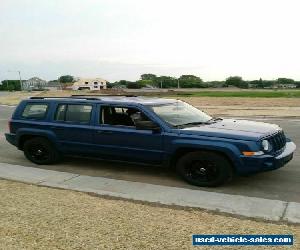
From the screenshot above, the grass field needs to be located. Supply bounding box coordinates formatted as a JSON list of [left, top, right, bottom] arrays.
[[0, 179, 299, 250], [174, 90, 300, 98]]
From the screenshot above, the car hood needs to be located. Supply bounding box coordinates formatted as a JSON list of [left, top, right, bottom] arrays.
[[179, 119, 281, 141]]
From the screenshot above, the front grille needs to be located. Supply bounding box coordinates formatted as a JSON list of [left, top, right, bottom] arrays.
[[268, 131, 286, 152]]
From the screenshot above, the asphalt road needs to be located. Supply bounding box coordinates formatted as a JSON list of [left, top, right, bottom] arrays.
[[0, 91, 10, 97], [0, 105, 299, 202]]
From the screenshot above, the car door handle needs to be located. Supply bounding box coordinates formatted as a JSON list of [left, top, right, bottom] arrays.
[[96, 130, 113, 134], [50, 126, 64, 130]]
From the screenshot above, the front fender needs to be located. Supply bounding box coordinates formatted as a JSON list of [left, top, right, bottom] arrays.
[[169, 138, 245, 170]]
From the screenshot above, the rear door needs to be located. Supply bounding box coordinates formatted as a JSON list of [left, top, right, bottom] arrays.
[[93, 104, 164, 164], [50, 103, 95, 154]]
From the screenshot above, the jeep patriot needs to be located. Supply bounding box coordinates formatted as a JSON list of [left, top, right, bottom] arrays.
[[5, 95, 296, 187]]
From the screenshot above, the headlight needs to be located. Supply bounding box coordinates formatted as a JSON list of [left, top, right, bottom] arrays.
[[262, 140, 272, 152]]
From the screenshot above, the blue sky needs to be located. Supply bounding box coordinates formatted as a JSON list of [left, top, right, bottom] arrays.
[[1, 0, 300, 82]]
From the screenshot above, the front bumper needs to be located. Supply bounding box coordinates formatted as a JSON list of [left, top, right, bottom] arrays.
[[5, 133, 17, 146], [239, 141, 296, 175]]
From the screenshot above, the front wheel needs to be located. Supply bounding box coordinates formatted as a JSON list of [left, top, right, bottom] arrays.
[[176, 151, 233, 187], [23, 137, 60, 165]]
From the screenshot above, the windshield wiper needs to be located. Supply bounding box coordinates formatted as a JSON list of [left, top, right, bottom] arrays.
[[207, 117, 223, 123], [174, 121, 209, 128], [174, 118, 223, 128]]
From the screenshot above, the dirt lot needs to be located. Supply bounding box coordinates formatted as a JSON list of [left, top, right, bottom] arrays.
[[180, 97, 300, 118], [0, 91, 299, 118], [179, 96, 300, 107], [0, 179, 299, 250]]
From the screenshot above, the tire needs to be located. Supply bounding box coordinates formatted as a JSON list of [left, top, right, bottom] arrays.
[[23, 137, 60, 165], [176, 151, 233, 187]]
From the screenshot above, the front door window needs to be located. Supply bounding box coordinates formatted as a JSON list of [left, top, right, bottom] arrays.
[[100, 106, 150, 127]]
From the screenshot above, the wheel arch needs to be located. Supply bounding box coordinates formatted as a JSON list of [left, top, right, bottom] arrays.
[[169, 147, 238, 173], [17, 129, 58, 150]]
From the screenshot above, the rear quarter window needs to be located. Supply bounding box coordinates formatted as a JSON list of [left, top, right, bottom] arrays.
[[21, 103, 48, 119]]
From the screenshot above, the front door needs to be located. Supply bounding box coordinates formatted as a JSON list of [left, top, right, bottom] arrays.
[[93, 104, 164, 164]]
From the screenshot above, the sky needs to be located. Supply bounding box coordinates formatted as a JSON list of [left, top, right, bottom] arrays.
[[0, 0, 300, 82]]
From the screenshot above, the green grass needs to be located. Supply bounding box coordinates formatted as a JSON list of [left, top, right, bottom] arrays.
[[173, 90, 300, 98]]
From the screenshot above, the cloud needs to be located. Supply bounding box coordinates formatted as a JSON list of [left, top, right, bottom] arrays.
[[1, 0, 300, 81]]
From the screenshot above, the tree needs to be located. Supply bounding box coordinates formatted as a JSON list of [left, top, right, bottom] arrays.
[[277, 78, 294, 85], [106, 82, 115, 88], [259, 78, 263, 88], [58, 75, 74, 83], [225, 76, 248, 88], [117, 80, 128, 87], [178, 75, 204, 88], [155, 76, 177, 88], [137, 79, 156, 87], [127, 82, 142, 89], [140, 74, 157, 81], [294, 81, 300, 88], [0, 80, 21, 91], [179, 75, 202, 82], [262, 80, 276, 88], [205, 81, 225, 88]]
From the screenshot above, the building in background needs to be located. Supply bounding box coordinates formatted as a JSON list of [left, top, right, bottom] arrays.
[[72, 77, 107, 90], [23, 77, 47, 90], [44, 80, 62, 91], [277, 84, 297, 89]]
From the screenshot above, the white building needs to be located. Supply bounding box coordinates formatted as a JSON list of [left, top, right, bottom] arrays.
[[277, 84, 297, 89], [23, 77, 47, 90], [72, 77, 107, 91]]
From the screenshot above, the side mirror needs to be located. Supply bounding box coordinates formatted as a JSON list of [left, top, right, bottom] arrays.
[[135, 120, 160, 132]]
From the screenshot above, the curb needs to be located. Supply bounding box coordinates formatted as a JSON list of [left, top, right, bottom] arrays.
[[0, 162, 299, 224], [0, 104, 16, 108]]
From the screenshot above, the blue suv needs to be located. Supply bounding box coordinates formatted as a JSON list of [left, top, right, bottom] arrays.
[[5, 95, 296, 187]]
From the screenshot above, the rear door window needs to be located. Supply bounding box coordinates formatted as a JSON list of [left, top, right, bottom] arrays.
[[55, 104, 92, 123], [21, 103, 48, 119]]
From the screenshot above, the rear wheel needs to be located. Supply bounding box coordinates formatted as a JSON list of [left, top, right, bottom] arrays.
[[23, 137, 60, 165], [176, 151, 233, 187]]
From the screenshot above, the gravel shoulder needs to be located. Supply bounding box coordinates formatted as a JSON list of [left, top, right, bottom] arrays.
[[0, 179, 299, 250]]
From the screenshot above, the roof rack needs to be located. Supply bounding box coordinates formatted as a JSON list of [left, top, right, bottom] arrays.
[[29, 96, 100, 100]]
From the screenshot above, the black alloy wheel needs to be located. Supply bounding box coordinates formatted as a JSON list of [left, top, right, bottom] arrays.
[[23, 137, 60, 165], [176, 151, 233, 187]]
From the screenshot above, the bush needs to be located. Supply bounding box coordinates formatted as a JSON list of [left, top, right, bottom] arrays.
[[127, 82, 141, 89]]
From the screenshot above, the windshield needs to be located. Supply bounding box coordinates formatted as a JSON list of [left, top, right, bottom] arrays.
[[150, 101, 212, 127]]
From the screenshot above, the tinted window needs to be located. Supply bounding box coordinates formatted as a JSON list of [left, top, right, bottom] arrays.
[[22, 103, 48, 119], [55, 104, 92, 123], [100, 106, 150, 127]]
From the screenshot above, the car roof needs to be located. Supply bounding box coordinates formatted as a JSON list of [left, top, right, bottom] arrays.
[[28, 96, 177, 106]]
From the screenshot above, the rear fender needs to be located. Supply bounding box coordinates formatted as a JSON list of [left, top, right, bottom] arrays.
[[16, 128, 59, 149]]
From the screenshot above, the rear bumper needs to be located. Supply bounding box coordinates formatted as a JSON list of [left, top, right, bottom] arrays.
[[5, 133, 17, 146], [238, 141, 296, 175]]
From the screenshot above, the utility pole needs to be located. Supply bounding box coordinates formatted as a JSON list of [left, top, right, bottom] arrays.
[[177, 78, 180, 89], [18, 71, 23, 91], [6, 79, 9, 89], [160, 80, 163, 89]]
